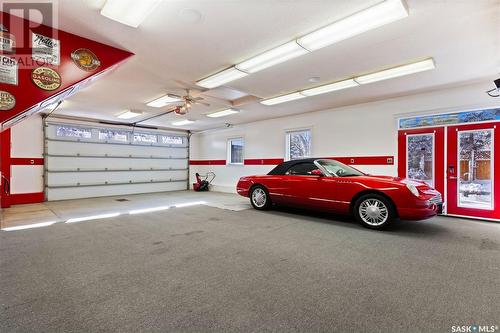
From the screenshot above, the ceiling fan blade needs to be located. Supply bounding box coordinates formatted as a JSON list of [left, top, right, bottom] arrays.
[[194, 97, 204, 101], [196, 101, 210, 107]]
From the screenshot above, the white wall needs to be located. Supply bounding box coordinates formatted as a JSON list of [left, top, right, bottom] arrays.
[[190, 81, 500, 193], [10, 114, 44, 194]]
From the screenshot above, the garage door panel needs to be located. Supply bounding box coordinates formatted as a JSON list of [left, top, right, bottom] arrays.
[[47, 156, 188, 170], [47, 170, 187, 186], [45, 122, 188, 200], [46, 141, 188, 158], [46, 181, 187, 201]]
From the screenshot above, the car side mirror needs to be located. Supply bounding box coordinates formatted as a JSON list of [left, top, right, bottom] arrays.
[[310, 169, 323, 176]]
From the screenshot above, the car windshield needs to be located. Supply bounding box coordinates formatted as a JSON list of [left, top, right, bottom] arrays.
[[316, 159, 365, 177]]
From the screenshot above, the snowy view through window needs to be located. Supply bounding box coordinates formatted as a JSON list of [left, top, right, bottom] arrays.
[[407, 134, 433, 186], [289, 130, 311, 160], [458, 130, 493, 209]]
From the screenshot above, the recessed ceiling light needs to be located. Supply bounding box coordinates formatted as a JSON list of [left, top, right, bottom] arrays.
[[146, 94, 182, 108], [178, 8, 202, 24], [301, 79, 359, 96], [196, 67, 248, 89], [100, 0, 163, 28], [260, 92, 306, 106], [172, 119, 195, 126], [236, 41, 309, 74], [297, 0, 408, 51], [117, 110, 142, 119], [354, 58, 435, 84], [206, 109, 240, 118], [308, 76, 321, 83]]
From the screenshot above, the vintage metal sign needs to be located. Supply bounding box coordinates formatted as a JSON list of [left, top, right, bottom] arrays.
[[0, 24, 14, 53], [31, 66, 62, 91], [0, 55, 17, 85], [32, 32, 60, 65], [71, 48, 101, 71], [0, 91, 15, 110]]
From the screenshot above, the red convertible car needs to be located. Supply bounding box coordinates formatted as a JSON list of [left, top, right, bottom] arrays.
[[237, 158, 442, 229]]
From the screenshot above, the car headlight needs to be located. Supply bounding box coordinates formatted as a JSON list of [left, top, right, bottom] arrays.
[[406, 184, 420, 197]]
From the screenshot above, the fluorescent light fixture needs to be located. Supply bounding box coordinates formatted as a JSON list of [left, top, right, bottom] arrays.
[[354, 58, 435, 84], [236, 41, 310, 74], [206, 109, 240, 118], [147, 94, 182, 108], [117, 110, 142, 119], [2, 221, 56, 231], [129, 206, 169, 215], [66, 212, 120, 223], [260, 92, 306, 106], [174, 201, 207, 208], [301, 78, 359, 96], [196, 67, 248, 89], [297, 0, 408, 51], [172, 119, 195, 126], [100, 0, 162, 28]]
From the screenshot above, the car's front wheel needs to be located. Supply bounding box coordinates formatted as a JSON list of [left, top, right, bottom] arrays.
[[354, 194, 395, 229], [250, 185, 272, 210]]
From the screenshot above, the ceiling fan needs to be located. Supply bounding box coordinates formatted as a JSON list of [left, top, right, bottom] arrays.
[[169, 89, 210, 115]]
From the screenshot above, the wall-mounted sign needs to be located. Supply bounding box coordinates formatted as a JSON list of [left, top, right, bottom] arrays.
[[31, 66, 61, 91], [32, 32, 60, 65], [0, 24, 15, 54], [0, 91, 15, 110], [399, 108, 500, 129], [0, 55, 18, 85], [71, 48, 101, 71]]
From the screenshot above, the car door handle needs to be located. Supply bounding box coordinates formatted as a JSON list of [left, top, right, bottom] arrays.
[[449, 176, 457, 180]]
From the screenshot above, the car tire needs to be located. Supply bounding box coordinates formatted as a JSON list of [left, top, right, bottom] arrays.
[[250, 185, 272, 210], [353, 193, 395, 230]]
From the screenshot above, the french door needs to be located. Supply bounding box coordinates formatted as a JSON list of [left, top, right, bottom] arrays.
[[447, 123, 499, 220]]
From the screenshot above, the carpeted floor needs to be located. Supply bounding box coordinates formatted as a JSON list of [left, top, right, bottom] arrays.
[[1, 205, 499, 332]]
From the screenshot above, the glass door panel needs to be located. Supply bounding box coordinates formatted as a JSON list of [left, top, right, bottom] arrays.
[[457, 129, 493, 210], [407, 134, 434, 187]]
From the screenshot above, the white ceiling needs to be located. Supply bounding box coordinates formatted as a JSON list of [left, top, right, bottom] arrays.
[[52, 0, 500, 131]]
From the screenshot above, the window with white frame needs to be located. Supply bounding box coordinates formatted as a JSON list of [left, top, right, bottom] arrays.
[[98, 129, 128, 142], [133, 132, 157, 144], [227, 138, 244, 164], [286, 129, 311, 160], [56, 126, 92, 139], [160, 135, 184, 145]]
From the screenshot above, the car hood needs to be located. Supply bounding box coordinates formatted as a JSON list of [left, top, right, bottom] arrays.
[[354, 175, 433, 190]]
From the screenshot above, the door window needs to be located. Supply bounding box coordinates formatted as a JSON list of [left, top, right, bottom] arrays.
[[407, 134, 434, 187], [457, 129, 493, 209]]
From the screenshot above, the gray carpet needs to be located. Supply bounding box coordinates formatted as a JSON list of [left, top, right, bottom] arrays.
[[1, 206, 499, 333]]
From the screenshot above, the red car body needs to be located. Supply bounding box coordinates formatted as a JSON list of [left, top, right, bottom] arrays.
[[237, 159, 442, 221]]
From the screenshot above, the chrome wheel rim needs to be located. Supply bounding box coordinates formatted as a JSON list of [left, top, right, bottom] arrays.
[[359, 198, 388, 226], [252, 188, 267, 208]]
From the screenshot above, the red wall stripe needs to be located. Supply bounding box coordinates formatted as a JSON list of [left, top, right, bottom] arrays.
[[244, 158, 285, 165], [9, 192, 45, 206], [189, 160, 226, 165], [0, 128, 11, 208], [190, 156, 394, 166], [10, 158, 44, 165]]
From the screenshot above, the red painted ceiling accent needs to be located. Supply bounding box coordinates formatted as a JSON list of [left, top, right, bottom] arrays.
[[0, 11, 133, 130]]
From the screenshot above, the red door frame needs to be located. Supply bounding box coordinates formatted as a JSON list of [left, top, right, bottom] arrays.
[[398, 127, 445, 200], [446, 122, 499, 220]]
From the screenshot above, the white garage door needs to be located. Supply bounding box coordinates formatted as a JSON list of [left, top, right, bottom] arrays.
[[45, 121, 188, 201]]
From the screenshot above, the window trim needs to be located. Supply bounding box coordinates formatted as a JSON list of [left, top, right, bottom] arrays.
[[285, 128, 312, 161], [227, 137, 244, 165]]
